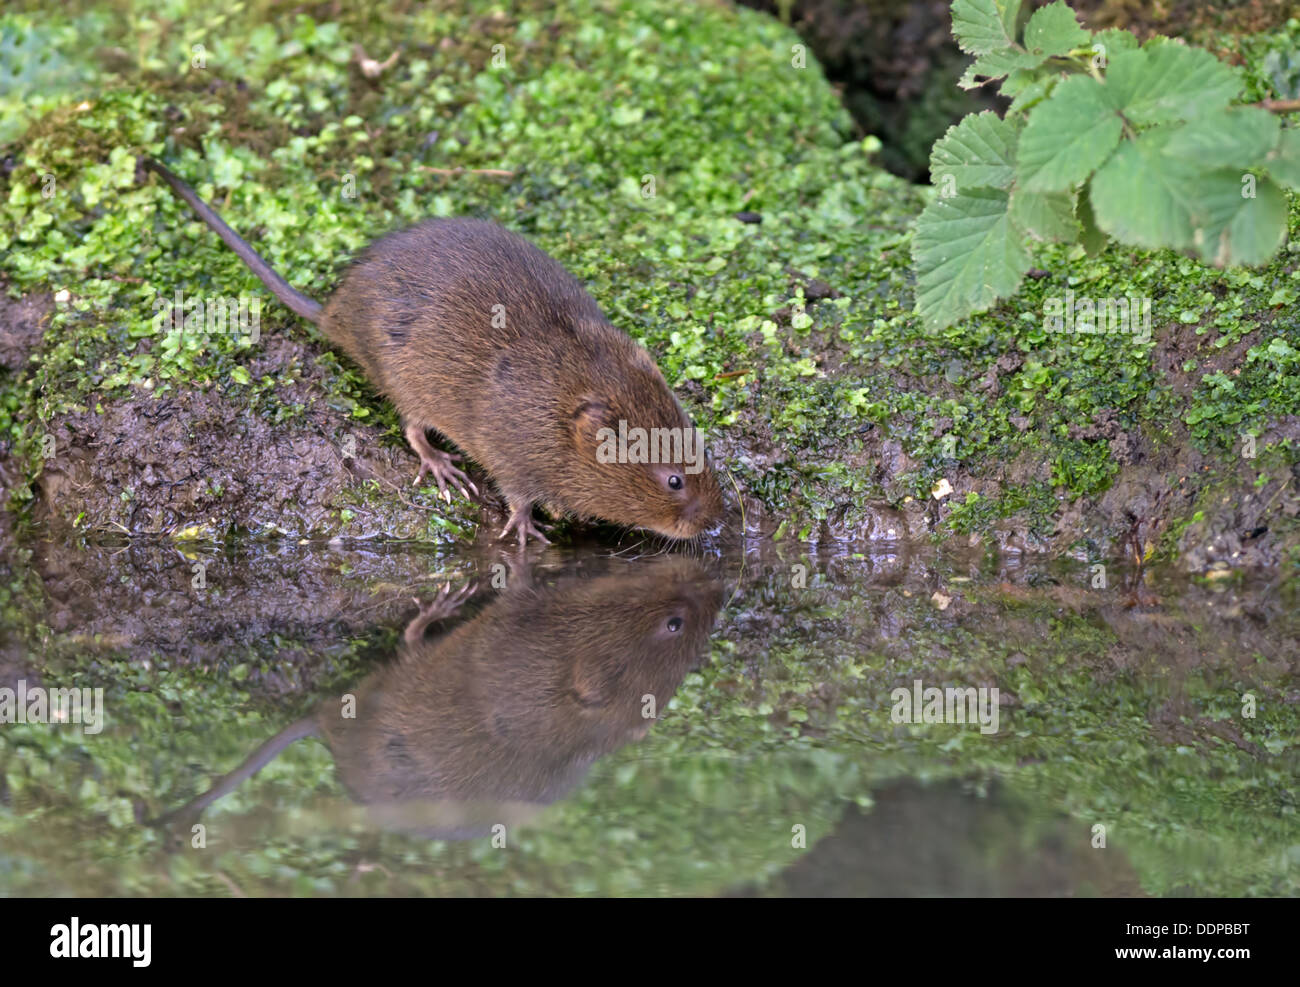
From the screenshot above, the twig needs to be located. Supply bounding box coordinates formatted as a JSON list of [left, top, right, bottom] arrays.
[[353, 43, 401, 79], [1254, 98, 1300, 113], [418, 166, 516, 178]]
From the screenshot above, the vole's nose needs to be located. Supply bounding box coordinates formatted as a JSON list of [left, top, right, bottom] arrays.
[[679, 497, 708, 531]]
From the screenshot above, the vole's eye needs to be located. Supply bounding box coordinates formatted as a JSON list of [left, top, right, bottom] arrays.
[[667, 474, 683, 491], [666, 617, 683, 632]]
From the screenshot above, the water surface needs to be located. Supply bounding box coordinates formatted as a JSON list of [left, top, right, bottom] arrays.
[[0, 537, 1295, 896]]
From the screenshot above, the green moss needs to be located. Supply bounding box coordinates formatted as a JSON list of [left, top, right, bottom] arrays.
[[0, 1, 1297, 550]]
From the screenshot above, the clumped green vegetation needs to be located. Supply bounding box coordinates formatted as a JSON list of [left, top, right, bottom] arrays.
[[0, 0, 1296, 559]]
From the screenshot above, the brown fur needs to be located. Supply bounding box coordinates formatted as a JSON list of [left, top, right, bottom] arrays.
[[321, 219, 724, 539], [321, 558, 723, 827], [145, 160, 725, 541], [156, 558, 724, 840]]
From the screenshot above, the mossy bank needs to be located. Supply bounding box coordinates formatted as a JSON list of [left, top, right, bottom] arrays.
[[1, 0, 1298, 570]]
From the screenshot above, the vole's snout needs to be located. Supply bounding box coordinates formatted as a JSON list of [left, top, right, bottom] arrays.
[[661, 470, 726, 540], [680, 489, 721, 533]]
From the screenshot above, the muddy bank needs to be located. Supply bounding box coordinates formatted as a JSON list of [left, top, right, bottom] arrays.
[[7, 291, 1296, 570], [0, 288, 52, 543], [30, 331, 517, 543], [710, 350, 1299, 569]]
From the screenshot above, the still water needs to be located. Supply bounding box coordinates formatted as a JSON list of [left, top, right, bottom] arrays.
[[0, 537, 1295, 896]]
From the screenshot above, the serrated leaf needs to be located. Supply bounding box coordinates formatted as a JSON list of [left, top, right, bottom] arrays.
[[930, 111, 1022, 191], [1075, 186, 1107, 255], [1264, 128, 1300, 190], [1091, 127, 1287, 266], [1010, 186, 1078, 241], [1192, 173, 1288, 267], [1102, 43, 1242, 127], [1162, 107, 1280, 170], [1022, 1, 1090, 57], [959, 48, 1043, 88], [1001, 68, 1037, 98], [1090, 128, 1203, 249], [912, 187, 1030, 331], [1006, 72, 1057, 115], [1018, 75, 1123, 192], [951, 0, 1023, 56]]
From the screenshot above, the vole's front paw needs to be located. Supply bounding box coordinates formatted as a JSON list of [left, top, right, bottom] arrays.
[[499, 503, 552, 547]]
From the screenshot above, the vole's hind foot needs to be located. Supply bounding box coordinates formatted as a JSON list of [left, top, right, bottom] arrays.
[[416, 453, 477, 501], [499, 502, 552, 547], [405, 423, 478, 499]]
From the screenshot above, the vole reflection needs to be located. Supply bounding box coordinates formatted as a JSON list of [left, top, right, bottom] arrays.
[[161, 556, 724, 839]]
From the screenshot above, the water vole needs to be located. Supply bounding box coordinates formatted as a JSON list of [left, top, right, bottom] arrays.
[[143, 159, 725, 544]]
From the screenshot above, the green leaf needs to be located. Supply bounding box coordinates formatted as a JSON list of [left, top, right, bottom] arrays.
[[1191, 173, 1288, 267], [1102, 43, 1241, 127], [1022, 2, 1090, 57], [912, 187, 1030, 331], [1010, 186, 1078, 241], [930, 111, 1022, 191], [1087, 28, 1139, 71], [1091, 127, 1288, 266], [951, 0, 1023, 56], [1162, 107, 1280, 169], [1006, 72, 1057, 115], [1018, 75, 1123, 192], [1090, 127, 1204, 249], [1075, 186, 1107, 256], [1264, 128, 1300, 190], [1092, 28, 1140, 56], [959, 48, 1043, 89]]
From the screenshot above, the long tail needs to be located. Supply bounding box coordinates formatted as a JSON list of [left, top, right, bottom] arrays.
[[142, 158, 323, 324], [150, 716, 320, 827]]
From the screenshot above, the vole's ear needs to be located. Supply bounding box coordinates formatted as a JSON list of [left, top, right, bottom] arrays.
[[570, 649, 633, 711], [571, 397, 616, 449], [569, 656, 609, 709]]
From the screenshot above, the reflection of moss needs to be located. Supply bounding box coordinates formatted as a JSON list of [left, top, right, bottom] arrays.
[[0, 0, 1298, 558], [1, 549, 1295, 896]]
